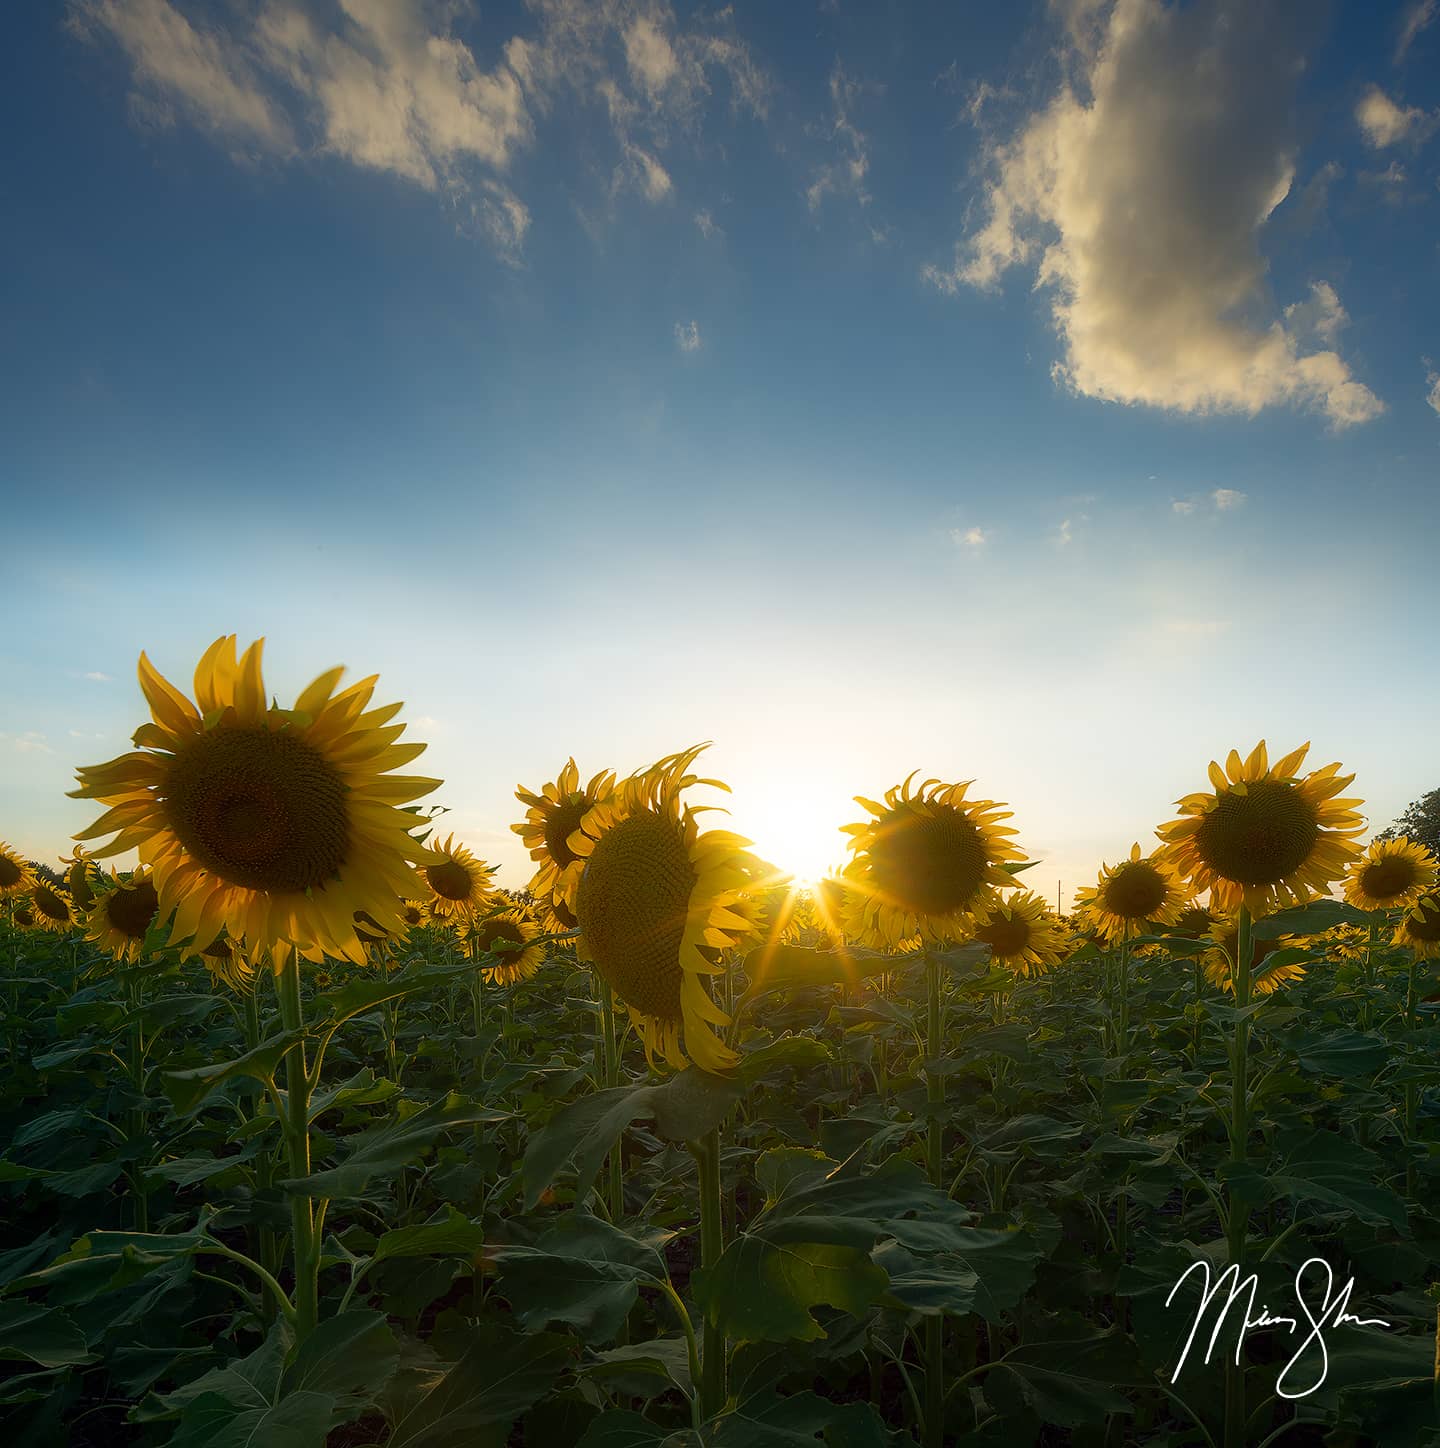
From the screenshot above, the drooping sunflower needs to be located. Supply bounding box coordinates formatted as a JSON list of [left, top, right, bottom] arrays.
[[197, 933, 258, 994], [30, 881, 79, 934], [86, 870, 162, 963], [1395, 896, 1440, 960], [61, 846, 100, 912], [465, 908, 545, 985], [1203, 919, 1304, 995], [69, 637, 440, 967], [840, 773, 1025, 949], [0, 842, 35, 898], [571, 745, 756, 1073], [513, 760, 616, 920], [1073, 844, 1189, 943], [1157, 741, 1364, 917], [419, 833, 497, 923], [973, 891, 1072, 976], [1343, 836, 1438, 914]]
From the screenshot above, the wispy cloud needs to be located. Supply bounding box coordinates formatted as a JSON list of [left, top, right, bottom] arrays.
[[674, 320, 702, 353], [693, 208, 721, 239], [2, 731, 54, 755], [806, 62, 873, 212], [1173, 488, 1247, 514], [1426, 362, 1440, 418], [80, 670, 112, 682], [925, 0, 1384, 430], [951, 526, 990, 548], [1355, 85, 1437, 148], [1396, 0, 1438, 64]]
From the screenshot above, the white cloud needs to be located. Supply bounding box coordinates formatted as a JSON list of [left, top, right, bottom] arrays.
[[1426, 363, 1440, 418], [1396, 0, 1438, 62], [1211, 488, 1246, 510], [2, 732, 54, 756], [806, 63, 872, 212], [81, 670, 112, 682], [1171, 499, 1197, 515], [1355, 85, 1436, 148], [925, 0, 1385, 430], [73, 0, 768, 257], [674, 319, 701, 352], [1055, 518, 1074, 546], [1283, 281, 1348, 347], [950, 526, 991, 548], [693, 208, 721, 238], [1173, 488, 1247, 514]]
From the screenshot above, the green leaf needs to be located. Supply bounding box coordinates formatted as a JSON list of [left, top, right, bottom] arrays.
[[579, 1337, 693, 1397], [386, 1329, 571, 1448], [164, 1390, 337, 1448], [981, 1333, 1138, 1428], [738, 945, 893, 1001], [1266, 1128, 1407, 1229], [648, 1068, 745, 1143], [370, 1206, 486, 1269], [874, 1228, 1041, 1321], [314, 958, 480, 1030], [279, 1308, 399, 1412], [575, 1410, 668, 1447], [162, 1030, 303, 1116], [284, 1094, 509, 1199], [0, 1302, 93, 1367], [1284, 1029, 1390, 1079], [1251, 899, 1371, 939]]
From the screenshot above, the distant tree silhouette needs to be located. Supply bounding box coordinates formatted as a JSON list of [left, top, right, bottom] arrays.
[[1376, 787, 1440, 858]]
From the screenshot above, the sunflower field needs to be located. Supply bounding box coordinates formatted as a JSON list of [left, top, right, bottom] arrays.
[[3, 636, 1440, 1448]]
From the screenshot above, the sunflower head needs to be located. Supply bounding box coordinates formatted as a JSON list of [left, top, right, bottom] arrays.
[[1169, 904, 1221, 939], [1344, 835, 1438, 914], [807, 875, 855, 943], [61, 847, 100, 911], [465, 908, 545, 985], [840, 773, 1025, 949], [1157, 742, 1364, 917], [197, 933, 258, 994], [87, 870, 162, 963], [973, 890, 1071, 976], [1396, 895, 1440, 960], [572, 745, 754, 1073], [12, 903, 36, 930], [1073, 844, 1189, 943], [513, 760, 616, 919], [69, 636, 441, 966], [0, 842, 35, 899], [30, 881, 78, 934], [420, 833, 497, 922]]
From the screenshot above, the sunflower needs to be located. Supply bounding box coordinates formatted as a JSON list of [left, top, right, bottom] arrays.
[[0, 842, 35, 898], [61, 846, 100, 912], [1074, 844, 1189, 943], [840, 774, 1025, 949], [1343, 836, 1438, 914], [807, 875, 857, 944], [419, 833, 497, 923], [198, 933, 258, 994], [1157, 741, 1364, 917], [1325, 923, 1371, 963], [30, 881, 79, 934], [1395, 896, 1440, 960], [571, 744, 756, 1073], [87, 870, 162, 963], [1203, 919, 1304, 995], [11, 903, 35, 930], [69, 637, 440, 967], [465, 908, 545, 985], [973, 891, 1072, 976], [513, 760, 615, 920]]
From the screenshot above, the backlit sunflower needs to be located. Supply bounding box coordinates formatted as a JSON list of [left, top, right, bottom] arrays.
[[1395, 896, 1440, 960], [30, 881, 79, 934], [1203, 919, 1304, 995], [1343, 836, 1437, 914], [86, 870, 162, 963], [0, 842, 34, 898], [973, 891, 1072, 976], [572, 744, 756, 1073], [1074, 844, 1189, 943], [513, 760, 615, 921], [1157, 741, 1364, 917], [61, 846, 100, 912], [419, 833, 497, 923], [808, 876, 855, 944], [197, 933, 258, 994], [465, 908, 545, 985], [1326, 923, 1371, 962], [12, 903, 35, 930], [1168, 904, 1221, 939], [840, 774, 1025, 949], [70, 636, 440, 967]]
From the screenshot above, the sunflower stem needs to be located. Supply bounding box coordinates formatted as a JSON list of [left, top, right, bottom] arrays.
[[1116, 936, 1131, 1058], [276, 950, 320, 1343], [600, 980, 624, 1222], [695, 1127, 726, 1419], [125, 972, 150, 1233], [923, 950, 947, 1448], [1223, 904, 1254, 1448]]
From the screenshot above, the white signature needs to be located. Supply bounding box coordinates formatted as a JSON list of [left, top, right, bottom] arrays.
[[1166, 1256, 1391, 1399]]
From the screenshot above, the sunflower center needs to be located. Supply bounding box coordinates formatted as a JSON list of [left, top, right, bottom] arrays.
[[576, 810, 696, 1020], [426, 859, 474, 902], [14, 907, 34, 927], [33, 885, 70, 923], [1100, 860, 1169, 920], [162, 728, 350, 893], [1193, 780, 1321, 887], [1172, 906, 1214, 938], [202, 937, 233, 960], [108, 881, 159, 939], [868, 806, 988, 917], [403, 905, 424, 927], [472, 916, 524, 965], [1409, 901, 1440, 943], [977, 914, 1032, 956], [543, 798, 591, 869], [1360, 857, 1418, 902], [0, 856, 23, 888]]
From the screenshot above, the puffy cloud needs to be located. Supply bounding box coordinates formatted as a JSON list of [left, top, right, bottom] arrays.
[[1355, 85, 1436, 147], [925, 0, 1384, 430], [673, 319, 701, 352], [1211, 488, 1246, 510]]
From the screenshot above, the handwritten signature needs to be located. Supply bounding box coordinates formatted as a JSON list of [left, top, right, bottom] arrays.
[[1166, 1256, 1391, 1398]]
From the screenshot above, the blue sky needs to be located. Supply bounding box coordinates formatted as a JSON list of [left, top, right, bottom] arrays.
[[2, 0, 1438, 904]]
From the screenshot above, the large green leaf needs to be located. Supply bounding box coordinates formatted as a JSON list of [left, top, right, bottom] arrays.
[[980, 1333, 1138, 1428], [1266, 1128, 1407, 1229], [162, 1030, 304, 1116], [163, 1390, 337, 1448], [278, 1308, 400, 1413], [873, 1229, 1041, 1321], [369, 1206, 487, 1270], [0, 1302, 93, 1367], [1251, 899, 1371, 939]]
